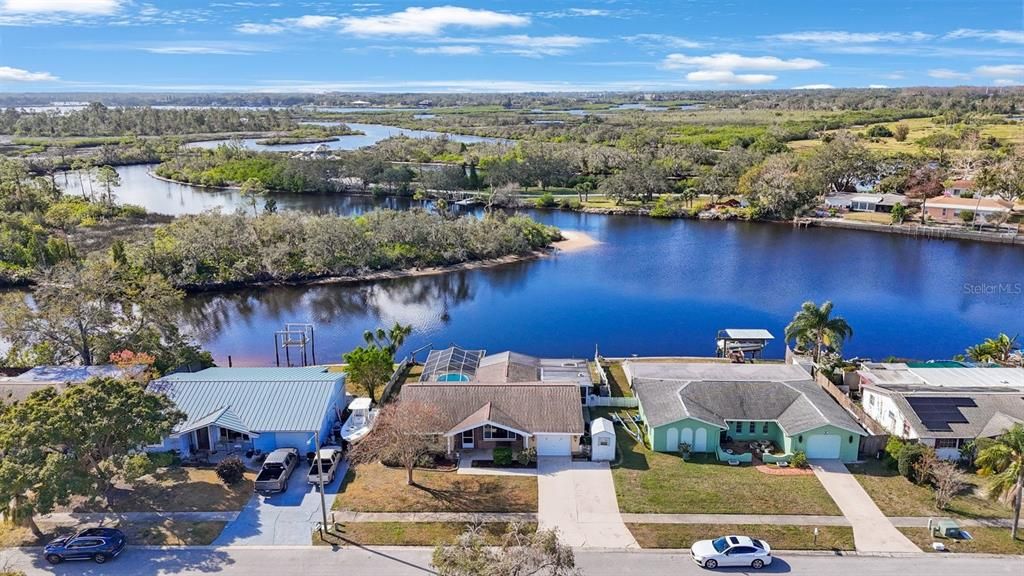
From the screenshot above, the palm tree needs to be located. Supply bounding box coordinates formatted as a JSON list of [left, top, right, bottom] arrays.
[[784, 300, 854, 362], [966, 333, 1021, 366], [363, 322, 413, 357], [975, 424, 1024, 539]]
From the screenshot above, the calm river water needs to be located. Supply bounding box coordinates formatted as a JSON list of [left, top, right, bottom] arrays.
[[59, 160, 1024, 367]]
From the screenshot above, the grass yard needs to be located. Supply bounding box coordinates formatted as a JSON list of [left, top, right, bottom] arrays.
[[314, 522, 535, 547], [848, 460, 1010, 519], [611, 432, 841, 516], [404, 364, 424, 383], [898, 526, 1024, 555], [333, 462, 537, 513], [0, 519, 225, 547], [78, 468, 255, 513], [627, 524, 855, 551], [604, 362, 633, 397], [843, 212, 894, 225]]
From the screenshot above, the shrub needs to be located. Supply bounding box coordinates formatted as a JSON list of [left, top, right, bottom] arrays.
[[534, 192, 556, 208], [493, 447, 514, 467], [898, 443, 930, 482], [216, 456, 247, 485], [865, 124, 894, 138], [122, 453, 156, 483], [884, 436, 906, 465], [558, 198, 581, 210], [513, 448, 532, 466], [791, 451, 809, 469], [649, 196, 676, 218], [148, 450, 178, 468]]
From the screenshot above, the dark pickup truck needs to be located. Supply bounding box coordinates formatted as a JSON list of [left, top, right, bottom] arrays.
[[254, 448, 299, 494]]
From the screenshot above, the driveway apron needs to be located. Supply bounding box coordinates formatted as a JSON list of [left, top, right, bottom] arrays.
[[537, 457, 638, 548], [810, 459, 920, 553], [214, 460, 347, 546]]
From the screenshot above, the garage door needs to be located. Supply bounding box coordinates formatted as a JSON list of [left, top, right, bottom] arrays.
[[535, 434, 572, 456], [805, 434, 842, 459]]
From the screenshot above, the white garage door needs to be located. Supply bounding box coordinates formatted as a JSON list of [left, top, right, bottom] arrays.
[[805, 434, 842, 459], [535, 434, 572, 456]]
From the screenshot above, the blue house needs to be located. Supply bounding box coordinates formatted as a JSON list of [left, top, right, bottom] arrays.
[[146, 367, 348, 457]]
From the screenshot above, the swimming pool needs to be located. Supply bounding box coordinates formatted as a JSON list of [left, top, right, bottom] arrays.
[[436, 373, 471, 382]]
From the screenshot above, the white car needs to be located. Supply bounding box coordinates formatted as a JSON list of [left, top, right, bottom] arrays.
[[691, 535, 772, 570]]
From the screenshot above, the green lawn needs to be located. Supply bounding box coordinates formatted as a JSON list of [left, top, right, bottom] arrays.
[[604, 362, 633, 397], [899, 526, 1024, 555], [315, 522, 535, 547], [333, 462, 537, 513], [611, 431, 841, 515], [628, 524, 855, 551], [848, 460, 1011, 519]]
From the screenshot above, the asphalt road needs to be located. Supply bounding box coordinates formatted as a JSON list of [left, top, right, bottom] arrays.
[[2, 546, 1021, 576]]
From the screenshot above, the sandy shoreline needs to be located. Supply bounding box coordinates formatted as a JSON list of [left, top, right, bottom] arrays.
[[554, 230, 601, 252]]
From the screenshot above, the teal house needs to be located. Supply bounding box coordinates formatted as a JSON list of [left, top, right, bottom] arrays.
[[624, 362, 865, 462]]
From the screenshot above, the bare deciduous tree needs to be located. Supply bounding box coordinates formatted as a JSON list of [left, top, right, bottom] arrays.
[[932, 460, 968, 510], [433, 522, 580, 576], [346, 400, 445, 486]]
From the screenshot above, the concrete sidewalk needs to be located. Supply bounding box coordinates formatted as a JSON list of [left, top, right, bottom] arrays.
[[810, 459, 920, 553], [620, 513, 1017, 528], [332, 511, 536, 523]]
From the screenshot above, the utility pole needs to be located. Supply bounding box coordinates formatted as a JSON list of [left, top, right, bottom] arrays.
[[314, 430, 329, 538]]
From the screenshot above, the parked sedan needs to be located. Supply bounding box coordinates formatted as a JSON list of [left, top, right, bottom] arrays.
[[44, 527, 126, 565], [691, 535, 772, 569]]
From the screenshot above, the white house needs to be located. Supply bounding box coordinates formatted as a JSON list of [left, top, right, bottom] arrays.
[[590, 417, 616, 461], [859, 363, 1024, 460]]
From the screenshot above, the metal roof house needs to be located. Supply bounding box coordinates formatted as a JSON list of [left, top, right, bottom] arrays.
[[623, 362, 865, 462], [0, 364, 148, 403], [146, 367, 348, 458], [858, 363, 1024, 460]]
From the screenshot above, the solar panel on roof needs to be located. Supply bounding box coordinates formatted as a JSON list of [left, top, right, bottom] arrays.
[[906, 397, 977, 431]]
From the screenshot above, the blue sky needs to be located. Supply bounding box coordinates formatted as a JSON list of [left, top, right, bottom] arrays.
[[0, 0, 1022, 92]]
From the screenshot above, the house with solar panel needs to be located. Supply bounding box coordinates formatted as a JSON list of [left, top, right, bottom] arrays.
[[145, 367, 348, 459], [403, 346, 590, 457], [859, 363, 1024, 460]]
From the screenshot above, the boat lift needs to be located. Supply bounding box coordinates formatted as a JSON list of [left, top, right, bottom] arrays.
[[274, 323, 317, 367], [716, 329, 774, 361]]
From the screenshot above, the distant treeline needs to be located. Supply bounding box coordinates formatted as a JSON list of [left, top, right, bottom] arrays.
[[0, 86, 1020, 113], [0, 103, 297, 137]]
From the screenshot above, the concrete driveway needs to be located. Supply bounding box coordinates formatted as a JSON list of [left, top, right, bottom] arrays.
[[214, 461, 347, 546], [810, 459, 920, 553], [537, 457, 637, 548]]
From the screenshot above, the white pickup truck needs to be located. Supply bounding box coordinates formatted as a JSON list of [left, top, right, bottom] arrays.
[[306, 447, 343, 486]]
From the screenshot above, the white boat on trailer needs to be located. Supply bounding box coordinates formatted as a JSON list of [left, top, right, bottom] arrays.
[[341, 397, 377, 444]]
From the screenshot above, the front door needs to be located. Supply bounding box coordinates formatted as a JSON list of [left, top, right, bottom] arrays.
[[195, 427, 211, 451], [461, 430, 475, 449]]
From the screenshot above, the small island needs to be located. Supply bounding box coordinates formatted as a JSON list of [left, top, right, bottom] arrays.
[[253, 125, 363, 146]]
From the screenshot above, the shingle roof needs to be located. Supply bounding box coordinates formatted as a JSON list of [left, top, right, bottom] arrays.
[[149, 367, 344, 434], [884, 391, 1024, 439], [400, 383, 584, 435], [627, 363, 864, 436]]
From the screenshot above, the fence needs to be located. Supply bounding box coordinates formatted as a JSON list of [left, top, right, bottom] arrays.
[[814, 372, 888, 437], [380, 356, 413, 403], [588, 396, 639, 408]]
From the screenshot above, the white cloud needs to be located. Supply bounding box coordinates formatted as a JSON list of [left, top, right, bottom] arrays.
[[235, 22, 284, 34], [340, 6, 528, 36], [686, 70, 776, 84], [434, 34, 601, 57], [141, 42, 267, 55], [0, 0, 120, 13], [0, 65, 57, 81], [413, 45, 480, 55], [766, 31, 932, 43], [236, 15, 338, 34], [662, 52, 823, 71], [793, 83, 835, 89], [993, 78, 1022, 86], [622, 34, 702, 49], [974, 64, 1024, 77], [946, 29, 1024, 44], [868, 84, 888, 88], [928, 68, 970, 79]]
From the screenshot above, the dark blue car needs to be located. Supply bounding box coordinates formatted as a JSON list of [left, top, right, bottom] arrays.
[[44, 527, 126, 565]]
